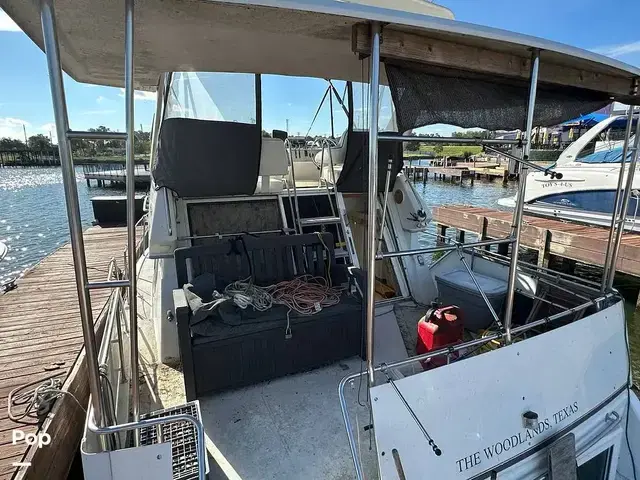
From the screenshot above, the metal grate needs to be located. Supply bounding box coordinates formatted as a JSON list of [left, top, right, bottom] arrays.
[[139, 401, 203, 480]]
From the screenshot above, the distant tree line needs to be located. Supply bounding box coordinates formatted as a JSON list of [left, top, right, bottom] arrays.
[[0, 125, 151, 157], [404, 130, 491, 156]]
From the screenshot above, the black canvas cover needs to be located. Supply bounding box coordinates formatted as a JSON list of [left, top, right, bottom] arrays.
[[153, 118, 261, 198], [385, 62, 612, 133], [336, 130, 404, 193]]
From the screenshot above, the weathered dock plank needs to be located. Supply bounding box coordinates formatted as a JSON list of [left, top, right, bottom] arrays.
[[0, 226, 128, 480], [433, 205, 640, 277]]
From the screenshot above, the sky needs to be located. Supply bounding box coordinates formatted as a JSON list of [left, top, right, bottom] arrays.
[[1, 0, 639, 141]]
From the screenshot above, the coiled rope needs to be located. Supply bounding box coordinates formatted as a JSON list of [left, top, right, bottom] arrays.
[[8, 372, 86, 424], [268, 275, 344, 315], [225, 278, 273, 311]]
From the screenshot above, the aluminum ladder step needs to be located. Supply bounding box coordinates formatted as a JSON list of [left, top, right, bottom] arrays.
[[299, 216, 341, 226]]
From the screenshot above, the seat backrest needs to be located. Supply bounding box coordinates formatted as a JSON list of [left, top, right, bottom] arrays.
[[259, 138, 288, 176], [152, 118, 261, 198], [175, 238, 251, 290], [174, 233, 335, 288], [336, 130, 404, 193], [242, 233, 335, 285]]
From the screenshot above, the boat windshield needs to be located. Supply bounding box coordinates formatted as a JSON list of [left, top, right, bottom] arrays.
[[578, 137, 636, 163], [164, 72, 398, 134], [165, 72, 257, 124]]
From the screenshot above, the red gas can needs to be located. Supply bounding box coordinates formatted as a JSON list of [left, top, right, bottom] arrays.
[[416, 306, 464, 370]]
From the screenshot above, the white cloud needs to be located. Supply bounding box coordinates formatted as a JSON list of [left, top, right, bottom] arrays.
[[119, 88, 156, 101], [0, 117, 30, 139], [592, 41, 640, 59], [0, 9, 21, 32], [96, 96, 107, 104]]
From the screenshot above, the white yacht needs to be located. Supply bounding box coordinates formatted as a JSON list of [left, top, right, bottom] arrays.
[[4, 1, 640, 480], [499, 114, 640, 230]]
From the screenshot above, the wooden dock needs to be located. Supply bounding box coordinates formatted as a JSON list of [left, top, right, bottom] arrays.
[[432, 205, 640, 277], [82, 163, 151, 187], [404, 164, 509, 185], [0, 226, 128, 480]]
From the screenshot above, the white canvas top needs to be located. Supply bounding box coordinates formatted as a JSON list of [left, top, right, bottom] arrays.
[[2, 0, 639, 95]]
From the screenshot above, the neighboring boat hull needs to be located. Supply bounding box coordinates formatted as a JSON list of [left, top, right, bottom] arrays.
[[499, 163, 640, 231]]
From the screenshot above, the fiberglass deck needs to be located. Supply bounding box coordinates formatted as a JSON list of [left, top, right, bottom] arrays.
[[0, 226, 128, 480]]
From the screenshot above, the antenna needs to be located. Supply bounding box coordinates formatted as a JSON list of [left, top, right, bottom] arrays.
[[23, 124, 28, 145], [286, 119, 289, 135]]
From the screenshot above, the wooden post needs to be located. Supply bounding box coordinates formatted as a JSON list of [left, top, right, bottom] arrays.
[[537, 230, 551, 268], [456, 230, 465, 243], [502, 168, 509, 185], [437, 224, 448, 246], [423, 169, 427, 185], [470, 171, 475, 186]]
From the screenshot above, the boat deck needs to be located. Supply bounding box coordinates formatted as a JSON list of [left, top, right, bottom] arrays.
[[0, 226, 128, 480], [432, 205, 640, 276]]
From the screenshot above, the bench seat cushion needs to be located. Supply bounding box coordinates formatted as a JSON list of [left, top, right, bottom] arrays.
[[192, 293, 361, 343], [190, 296, 363, 394]]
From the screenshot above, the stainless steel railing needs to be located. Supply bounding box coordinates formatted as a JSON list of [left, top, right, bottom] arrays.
[[338, 290, 618, 480]]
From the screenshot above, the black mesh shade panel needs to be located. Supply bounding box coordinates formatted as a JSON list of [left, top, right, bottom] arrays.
[[153, 118, 261, 198], [385, 62, 612, 133], [336, 130, 403, 193]]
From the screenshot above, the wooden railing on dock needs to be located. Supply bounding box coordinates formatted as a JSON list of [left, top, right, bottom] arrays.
[[0, 226, 130, 480], [432, 205, 640, 277], [403, 164, 509, 185]]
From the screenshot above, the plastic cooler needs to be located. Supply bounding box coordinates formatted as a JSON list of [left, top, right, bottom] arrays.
[[434, 269, 508, 331]]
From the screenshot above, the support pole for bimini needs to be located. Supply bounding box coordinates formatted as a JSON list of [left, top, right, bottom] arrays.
[[366, 22, 381, 386], [503, 49, 540, 344], [601, 106, 634, 291], [606, 104, 640, 290], [40, 0, 104, 427], [124, 0, 140, 433]]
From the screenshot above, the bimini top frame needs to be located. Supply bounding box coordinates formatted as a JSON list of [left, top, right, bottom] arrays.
[[3, 0, 640, 97], [8, 0, 639, 479]]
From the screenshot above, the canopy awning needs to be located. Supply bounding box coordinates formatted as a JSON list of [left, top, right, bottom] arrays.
[[561, 112, 639, 129], [2, 0, 639, 100]]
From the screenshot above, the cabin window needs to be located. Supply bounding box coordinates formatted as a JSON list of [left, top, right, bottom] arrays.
[[577, 447, 612, 479], [165, 72, 257, 124]]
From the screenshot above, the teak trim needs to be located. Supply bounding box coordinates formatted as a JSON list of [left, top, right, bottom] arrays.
[[352, 24, 633, 96]]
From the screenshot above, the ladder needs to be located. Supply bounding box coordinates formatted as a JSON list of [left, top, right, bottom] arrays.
[[284, 139, 359, 266]]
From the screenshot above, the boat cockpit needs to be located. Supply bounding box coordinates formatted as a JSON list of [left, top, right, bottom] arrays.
[[4, 0, 640, 479]]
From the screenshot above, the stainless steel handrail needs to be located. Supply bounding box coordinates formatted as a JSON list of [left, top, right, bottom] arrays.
[[365, 22, 382, 386], [87, 412, 206, 480], [602, 101, 637, 291], [379, 134, 525, 146], [605, 106, 640, 290], [376, 237, 515, 259], [503, 50, 540, 345], [338, 291, 618, 480], [285, 139, 303, 234]]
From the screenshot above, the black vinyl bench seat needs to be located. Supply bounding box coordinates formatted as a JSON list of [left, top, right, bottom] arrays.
[[173, 232, 363, 399]]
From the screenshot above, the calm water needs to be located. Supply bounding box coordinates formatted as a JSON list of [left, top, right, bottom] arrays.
[[0, 167, 118, 284], [0, 167, 637, 377]]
